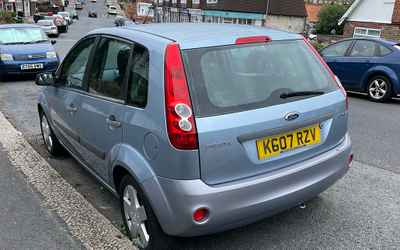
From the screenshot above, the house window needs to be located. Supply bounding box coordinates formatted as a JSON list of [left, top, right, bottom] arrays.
[[137, 2, 154, 17], [192, 0, 200, 4], [353, 27, 381, 38], [207, 0, 217, 4]]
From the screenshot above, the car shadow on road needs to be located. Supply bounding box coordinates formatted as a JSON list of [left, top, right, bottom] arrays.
[[0, 75, 37, 83], [30, 138, 124, 230]]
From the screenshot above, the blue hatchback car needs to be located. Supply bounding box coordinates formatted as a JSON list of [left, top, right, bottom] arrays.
[[321, 38, 400, 102], [35, 24, 352, 249], [0, 24, 59, 81]]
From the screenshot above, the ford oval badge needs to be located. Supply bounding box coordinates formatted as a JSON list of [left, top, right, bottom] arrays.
[[285, 112, 300, 121]]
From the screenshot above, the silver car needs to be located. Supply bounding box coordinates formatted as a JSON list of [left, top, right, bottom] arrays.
[[36, 23, 352, 249], [37, 20, 59, 37]]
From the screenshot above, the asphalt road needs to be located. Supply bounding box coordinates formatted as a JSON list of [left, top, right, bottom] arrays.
[[0, 2, 399, 249]]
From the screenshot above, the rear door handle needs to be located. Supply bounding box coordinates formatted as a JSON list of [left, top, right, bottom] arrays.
[[106, 115, 121, 128], [66, 104, 78, 113]]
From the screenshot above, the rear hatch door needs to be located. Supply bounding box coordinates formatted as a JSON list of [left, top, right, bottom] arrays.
[[182, 39, 348, 185]]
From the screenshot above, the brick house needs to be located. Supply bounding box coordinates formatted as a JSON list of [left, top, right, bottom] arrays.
[[155, 0, 307, 33], [339, 0, 400, 40]]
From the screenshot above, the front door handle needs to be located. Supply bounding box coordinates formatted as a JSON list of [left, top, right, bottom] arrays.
[[106, 115, 121, 128], [66, 104, 78, 113]]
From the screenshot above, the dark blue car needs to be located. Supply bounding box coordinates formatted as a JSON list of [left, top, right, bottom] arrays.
[[0, 24, 59, 81], [321, 38, 400, 102]]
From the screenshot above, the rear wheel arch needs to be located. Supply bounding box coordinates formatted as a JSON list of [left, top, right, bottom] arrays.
[[113, 165, 132, 194], [363, 69, 396, 92], [111, 150, 175, 237]]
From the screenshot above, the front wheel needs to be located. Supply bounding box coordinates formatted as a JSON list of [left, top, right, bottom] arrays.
[[40, 112, 63, 156], [368, 76, 392, 102], [119, 175, 176, 250]]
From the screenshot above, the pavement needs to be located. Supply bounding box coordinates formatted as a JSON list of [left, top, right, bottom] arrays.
[[0, 147, 81, 249], [0, 0, 400, 249], [0, 111, 134, 249]]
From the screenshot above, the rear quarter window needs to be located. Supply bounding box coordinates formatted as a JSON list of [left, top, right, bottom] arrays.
[[182, 40, 338, 117]]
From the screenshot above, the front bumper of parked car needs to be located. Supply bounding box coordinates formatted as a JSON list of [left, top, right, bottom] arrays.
[[0, 58, 59, 77], [144, 134, 352, 237]]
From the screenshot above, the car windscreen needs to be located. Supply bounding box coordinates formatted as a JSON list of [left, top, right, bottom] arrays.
[[182, 39, 338, 117], [0, 28, 48, 44]]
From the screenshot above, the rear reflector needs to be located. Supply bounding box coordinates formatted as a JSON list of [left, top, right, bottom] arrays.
[[303, 38, 348, 111], [235, 36, 271, 45], [193, 208, 209, 223]]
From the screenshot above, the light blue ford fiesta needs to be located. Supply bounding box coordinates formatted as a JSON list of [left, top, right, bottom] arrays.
[[36, 23, 352, 249]]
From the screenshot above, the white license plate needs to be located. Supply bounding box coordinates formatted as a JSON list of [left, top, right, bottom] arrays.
[[21, 63, 44, 70]]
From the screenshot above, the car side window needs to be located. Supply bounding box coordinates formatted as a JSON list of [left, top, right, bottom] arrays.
[[59, 37, 96, 90], [127, 43, 149, 108], [350, 40, 377, 57], [321, 40, 352, 57], [377, 44, 392, 56], [88, 37, 132, 100]]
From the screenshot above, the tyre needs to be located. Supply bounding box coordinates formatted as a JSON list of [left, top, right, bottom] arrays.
[[40, 111, 64, 156], [367, 75, 392, 102], [119, 175, 176, 250]]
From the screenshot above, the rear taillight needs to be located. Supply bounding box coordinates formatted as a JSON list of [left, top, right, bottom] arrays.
[[303, 38, 348, 111], [164, 43, 198, 150]]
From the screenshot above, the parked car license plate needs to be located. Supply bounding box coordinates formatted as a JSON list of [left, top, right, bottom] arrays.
[[256, 124, 321, 161], [21, 63, 44, 70]]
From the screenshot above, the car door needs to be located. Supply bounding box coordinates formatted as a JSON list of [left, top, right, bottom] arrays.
[[76, 36, 132, 179], [321, 40, 353, 85], [345, 40, 379, 89], [48, 37, 96, 154]]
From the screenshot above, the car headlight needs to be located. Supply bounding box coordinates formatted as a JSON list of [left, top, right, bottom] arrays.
[[46, 51, 57, 59], [0, 53, 13, 61]]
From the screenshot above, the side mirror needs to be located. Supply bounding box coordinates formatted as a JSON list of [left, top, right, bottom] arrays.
[[36, 72, 55, 86], [51, 40, 57, 45]]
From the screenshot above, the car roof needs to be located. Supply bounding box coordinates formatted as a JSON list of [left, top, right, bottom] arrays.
[[91, 23, 303, 50], [0, 24, 39, 29]]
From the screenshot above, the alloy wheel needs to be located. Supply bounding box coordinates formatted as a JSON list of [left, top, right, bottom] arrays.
[[123, 185, 150, 248], [369, 78, 388, 100], [41, 116, 53, 152]]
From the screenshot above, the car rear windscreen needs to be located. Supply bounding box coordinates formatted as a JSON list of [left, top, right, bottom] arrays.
[[182, 40, 338, 117]]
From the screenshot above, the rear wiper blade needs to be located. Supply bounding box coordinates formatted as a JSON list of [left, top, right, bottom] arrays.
[[27, 40, 48, 44], [280, 91, 325, 99], [3, 42, 24, 45]]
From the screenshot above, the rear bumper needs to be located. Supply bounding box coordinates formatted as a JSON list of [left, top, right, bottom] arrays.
[[144, 134, 352, 237], [45, 29, 59, 35]]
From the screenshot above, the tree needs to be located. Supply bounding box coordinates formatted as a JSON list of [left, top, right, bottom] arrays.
[[0, 11, 16, 24], [316, 4, 347, 35]]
